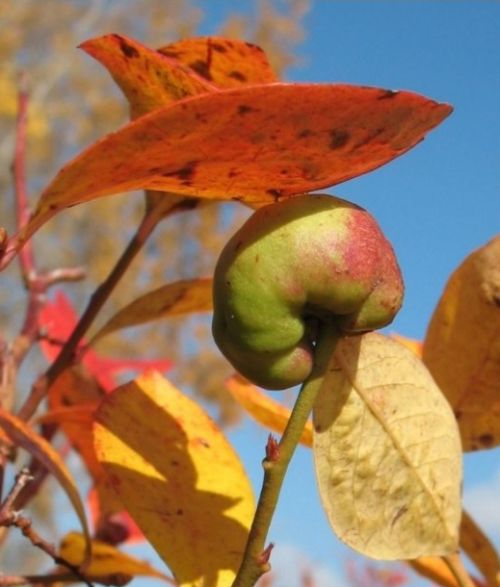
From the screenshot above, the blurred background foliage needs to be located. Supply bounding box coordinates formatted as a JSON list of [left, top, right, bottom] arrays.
[[0, 0, 310, 425]]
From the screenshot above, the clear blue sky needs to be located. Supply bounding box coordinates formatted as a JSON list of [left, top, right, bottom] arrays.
[[56, 2, 498, 585]]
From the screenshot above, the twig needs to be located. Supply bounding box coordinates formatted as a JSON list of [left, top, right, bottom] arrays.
[[442, 553, 476, 587], [0, 469, 94, 586], [16, 197, 170, 423], [0, 572, 131, 586], [13, 197, 175, 512], [231, 326, 341, 587]]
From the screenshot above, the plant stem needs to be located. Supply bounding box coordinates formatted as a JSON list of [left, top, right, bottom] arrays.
[[442, 553, 476, 587], [231, 326, 341, 587], [17, 200, 168, 423]]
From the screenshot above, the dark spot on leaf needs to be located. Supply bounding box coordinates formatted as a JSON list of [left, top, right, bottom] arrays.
[[378, 89, 399, 100], [171, 459, 179, 466], [211, 42, 227, 53], [176, 509, 184, 515], [158, 48, 178, 59], [266, 188, 282, 200], [117, 37, 139, 59], [238, 104, 254, 115], [228, 168, 240, 178], [329, 129, 350, 150], [298, 129, 313, 139], [162, 161, 198, 182], [190, 59, 212, 80], [478, 433, 494, 447], [229, 70, 247, 82], [454, 409, 463, 420], [234, 240, 243, 251], [255, 254, 260, 263]]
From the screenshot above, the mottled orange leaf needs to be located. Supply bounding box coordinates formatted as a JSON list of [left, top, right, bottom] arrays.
[[460, 510, 500, 587], [157, 36, 278, 87], [225, 374, 312, 447], [80, 34, 214, 118], [423, 236, 500, 451], [91, 278, 213, 343], [0, 407, 90, 561], [59, 531, 174, 583], [20, 83, 451, 247], [93, 371, 255, 587], [390, 333, 423, 358]]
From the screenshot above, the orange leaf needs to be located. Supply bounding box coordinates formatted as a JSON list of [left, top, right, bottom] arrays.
[[91, 277, 213, 343], [59, 531, 174, 583], [80, 34, 214, 118], [157, 36, 278, 87], [22, 83, 451, 246], [93, 371, 255, 587], [0, 407, 90, 562], [226, 374, 313, 447], [423, 236, 500, 451]]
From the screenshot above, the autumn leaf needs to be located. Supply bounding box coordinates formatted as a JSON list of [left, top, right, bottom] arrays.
[[93, 371, 255, 587], [39, 290, 172, 390], [157, 36, 278, 87], [80, 34, 215, 118], [17, 83, 451, 249], [59, 531, 174, 583], [313, 332, 462, 560], [225, 373, 313, 447], [91, 278, 213, 343], [423, 236, 500, 451], [0, 408, 90, 562], [47, 365, 144, 545]]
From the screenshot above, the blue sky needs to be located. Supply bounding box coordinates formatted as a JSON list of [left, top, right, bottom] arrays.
[[200, 2, 500, 586], [52, 2, 498, 585]]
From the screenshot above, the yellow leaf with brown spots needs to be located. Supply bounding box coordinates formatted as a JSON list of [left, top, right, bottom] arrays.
[[423, 236, 500, 451], [93, 371, 255, 587], [59, 531, 174, 583], [313, 332, 462, 560]]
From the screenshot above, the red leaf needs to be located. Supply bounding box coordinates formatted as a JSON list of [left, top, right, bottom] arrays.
[[39, 291, 172, 391]]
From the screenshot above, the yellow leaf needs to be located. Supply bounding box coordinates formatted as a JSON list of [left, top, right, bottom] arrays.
[[92, 278, 213, 343], [59, 531, 174, 583], [313, 332, 462, 560], [460, 510, 500, 587], [93, 371, 255, 587], [225, 374, 313, 447], [423, 236, 500, 451], [0, 407, 90, 563]]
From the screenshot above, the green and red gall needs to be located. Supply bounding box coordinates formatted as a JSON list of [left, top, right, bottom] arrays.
[[212, 194, 404, 390]]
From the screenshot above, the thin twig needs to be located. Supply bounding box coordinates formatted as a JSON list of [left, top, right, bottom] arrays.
[[231, 327, 341, 587], [0, 469, 94, 586], [16, 198, 169, 422], [0, 468, 33, 517], [0, 572, 131, 586]]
